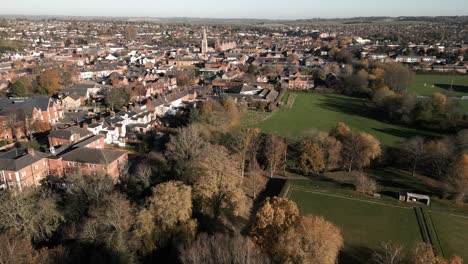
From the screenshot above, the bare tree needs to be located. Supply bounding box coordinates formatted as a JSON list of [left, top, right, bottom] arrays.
[[372, 241, 404, 264], [355, 173, 378, 194], [231, 128, 261, 178], [265, 135, 287, 178], [180, 233, 270, 264], [165, 125, 207, 163], [400, 137, 425, 176]]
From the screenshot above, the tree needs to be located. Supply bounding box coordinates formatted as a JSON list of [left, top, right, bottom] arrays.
[[180, 233, 269, 264], [342, 132, 381, 172], [372, 241, 404, 264], [0, 189, 64, 244], [63, 172, 114, 220], [192, 144, 245, 223], [383, 63, 414, 94], [165, 125, 207, 164], [329, 122, 351, 141], [355, 173, 378, 194], [342, 69, 370, 96], [275, 216, 344, 264], [10, 76, 33, 97], [300, 141, 325, 175], [134, 181, 196, 255], [0, 232, 38, 264], [413, 242, 463, 264], [317, 132, 343, 171], [37, 68, 62, 95], [230, 128, 261, 178], [400, 136, 425, 176], [251, 197, 299, 252], [424, 139, 454, 179], [104, 87, 131, 111], [445, 154, 468, 203], [80, 193, 135, 260], [265, 135, 287, 178]]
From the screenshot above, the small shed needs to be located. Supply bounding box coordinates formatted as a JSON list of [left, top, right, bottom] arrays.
[[400, 192, 430, 206]]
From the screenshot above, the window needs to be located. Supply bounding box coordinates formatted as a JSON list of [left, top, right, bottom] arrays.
[[34, 165, 38, 171], [8, 173, 11, 180], [67, 161, 71, 166], [35, 175, 40, 180], [21, 171, 26, 178]]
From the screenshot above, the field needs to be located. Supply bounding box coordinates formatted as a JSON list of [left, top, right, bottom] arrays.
[[252, 93, 438, 146], [408, 74, 468, 97], [409, 74, 468, 113], [281, 177, 468, 263]]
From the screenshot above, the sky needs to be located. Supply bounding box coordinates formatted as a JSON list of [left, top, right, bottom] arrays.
[[1, 0, 467, 20]]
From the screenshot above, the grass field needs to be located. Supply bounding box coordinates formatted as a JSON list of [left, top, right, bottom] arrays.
[[428, 211, 468, 260], [409, 74, 468, 97], [281, 178, 468, 263], [252, 93, 438, 146], [409, 74, 468, 113], [283, 180, 423, 262]]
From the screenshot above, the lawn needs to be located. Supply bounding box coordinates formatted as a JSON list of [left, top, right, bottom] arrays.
[[408, 74, 468, 97], [428, 211, 468, 260], [252, 93, 438, 146], [283, 181, 423, 263]]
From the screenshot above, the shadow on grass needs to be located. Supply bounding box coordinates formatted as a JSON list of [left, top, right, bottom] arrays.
[[339, 245, 374, 264], [370, 168, 439, 196], [373, 127, 438, 140], [317, 94, 384, 121], [435, 84, 468, 94]]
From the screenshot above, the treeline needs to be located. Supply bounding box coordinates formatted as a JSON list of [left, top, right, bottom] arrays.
[[308, 54, 466, 132], [9, 65, 79, 97]]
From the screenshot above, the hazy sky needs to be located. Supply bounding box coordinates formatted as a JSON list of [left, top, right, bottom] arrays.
[[1, 0, 467, 19]]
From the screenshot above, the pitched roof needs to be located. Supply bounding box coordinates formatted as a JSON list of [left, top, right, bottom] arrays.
[[60, 147, 126, 165], [0, 148, 48, 171]]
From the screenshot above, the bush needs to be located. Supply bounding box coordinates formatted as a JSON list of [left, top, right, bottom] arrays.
[[355, 173, 378, 194], [0, 140, 6, 147]]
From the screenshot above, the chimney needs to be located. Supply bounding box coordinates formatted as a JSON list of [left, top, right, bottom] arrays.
[[50, 146, 56, 155], [83, 123, 89, 129], [27, 148, 35, 156], [92, 118, 97, 124]]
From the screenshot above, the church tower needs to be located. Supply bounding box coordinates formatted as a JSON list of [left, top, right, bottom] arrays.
[[201, 26, 208, 54]]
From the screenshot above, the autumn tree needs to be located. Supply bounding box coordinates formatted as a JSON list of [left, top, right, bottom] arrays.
[[251, 197, 299, 253], [300, 141, 325, 175], [413, 242, 463, 264], [10, 76, 33, 97], [230, 128, 261, 178], [317, 132, 343, 171], [0, 188, 64, 244], [180, 233, 270, 264], [134, 181, 196, 255], [192, 144, 246, 224], [445, 154, 468, 203], [329, 122, 352, 141], [341, 132, 381, 172], [399, 136, 425, 176], [265, 135, 287, 178], [275, 216, 344, 264], [37, 68, 62, 95]]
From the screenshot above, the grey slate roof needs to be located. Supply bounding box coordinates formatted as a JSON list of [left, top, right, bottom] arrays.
[[60, 147, 126, 165], [0, 148, 48, 171]]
